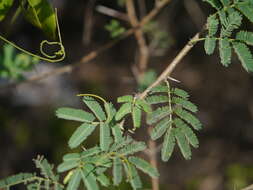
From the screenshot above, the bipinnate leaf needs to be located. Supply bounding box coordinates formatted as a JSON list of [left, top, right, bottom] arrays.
[[115, 102, 132, 121], [81, 165, 99, 190], [151, 118, 171, 140], [236, 31, 253, 46], [161, 128, 175, 161], [233, 42, 253, 72], [113, 158, 122, 185], [82, 97, 106, 121], [100, 123, 111, 151], [56, 108, 95, 123], [204, 37, 216, 55], [68, 123, 97, 149], [67, 169, 81, 190], [174, 128, 192, 160], [129, 156, 159, 178], [219, 38, 232, 67]]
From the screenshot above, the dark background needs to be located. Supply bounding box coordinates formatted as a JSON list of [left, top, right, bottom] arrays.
[[0, 0, 253, 189]]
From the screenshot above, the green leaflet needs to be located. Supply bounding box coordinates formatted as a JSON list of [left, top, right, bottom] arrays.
[[135, 99, 152, 113], [117, 95, 133, 103], [161, 128, 175, 161], [67, 169, 81, 190], [68, 123, 97, 149], [119, 142, 146, 156], [236, 31, 253, 46], [203, 0, 222, 10], [147, 106, 171, 125], [115, 102, 132, 121], [220, 0, 231, 6], [97, 174, 110, 187], [113, 157, 122, 185], [129, 156, 159, 178], [219, 38, 232, 67], [57, 160, 79, 173], [21, 0, 57, 39], [172, 88, 189, 99], [233, 42, 253, 72], [56, 108, 95, 123], [174, 118, 199, 148], [81, 165, 99, 190], [172, 97, 198, 113], [146, 95, 169, 104], [207, 15, 219, 36], [0, 173, 35, 188], [0, 0, 13, 21], [81, 146, 101, 158], [174, 128, 192, 160], [235, 1, 253, 23], [123, 163, 142, 190], [221, 11, 242, 37], [132, 106, 142, 128], [150, 85, 168, 93], [63, 153, 80, 162], [112, 124, 123, 143], [151, 118, 171, 140], [104, 102, 116, 123], [100, 123, 111, 151], [34, 157, 57, 181], [174, 108, 202, 130], [82, 97, 106, 121], [204, 37, 216, 55]]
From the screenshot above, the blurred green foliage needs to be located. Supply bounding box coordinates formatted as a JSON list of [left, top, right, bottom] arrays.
[[105, 19, 126, 38]]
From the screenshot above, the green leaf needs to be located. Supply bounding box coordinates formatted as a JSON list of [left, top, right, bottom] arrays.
[[146, 95, 169, 104], [68, 123, 97, 149], [104, 102, 116, 123], [81, 146, 101, 158], [220, 0, 231, 6], [21, 0, 57, 39], [221, 11, 242, 37], [207, 15, 219, 36], [56, 108, 95, 123], [150, 85, 168, 93], [129, 156, 159, 178], [172, 88, 189, 99], [117, 95, 133, 103], [63, 153, 80, 162], [203, 0, 222, 10], [83, 97, 106, 121], [57, 160, 79, 173], [233, 42, 253, 72], [174, 108, 202, 130], [172, 97, 198, 113], [112, 124, 123, 143], [136, 99, 152, 113], [123, 163, 142, 190], [97, 174, 110, 187], [175, 128, 192, 160], [161, 128, 175, 161], [81, 165, 99, 190], [67, 169, 81, 190], [132, 106, 142, 128], [151, 118, 171, 140], [34, 157, 56, 180], [115, 102, 132, 121], [0, 0, 13, 21], [219, 38, 232, 67], [100, 123, 111, 151], [235, 1, 253, 23], [119, 141, 146, 156], [0, 173, 35, 188], [113, 157, 122, 186], [204, 37, 216, 55], [174, 118, 199, 148], [236, 31, 253, 46], [147, 106, 171, 125]]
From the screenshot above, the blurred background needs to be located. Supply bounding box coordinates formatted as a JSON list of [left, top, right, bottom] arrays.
[[0, 0, 253, 189]]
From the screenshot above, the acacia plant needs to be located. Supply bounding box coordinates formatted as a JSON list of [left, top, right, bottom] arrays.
[[0, 0, 253, 189]]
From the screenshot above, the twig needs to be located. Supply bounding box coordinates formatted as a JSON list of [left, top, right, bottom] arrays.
[[126, 0, 149, 73], [83, 0, 96, 45], [0, 0, 171, 90], [96, 5, 129, 21], [138, 32, 200, 99], [242, 184, 253, 190]]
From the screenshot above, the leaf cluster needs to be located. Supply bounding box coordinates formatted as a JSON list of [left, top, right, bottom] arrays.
[[203, 0, 253, 72], [146, 82, 202, 161], [105, 19, 126, 38]]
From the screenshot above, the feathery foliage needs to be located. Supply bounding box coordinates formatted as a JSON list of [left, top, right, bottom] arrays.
[[146, 81, 202, 161]]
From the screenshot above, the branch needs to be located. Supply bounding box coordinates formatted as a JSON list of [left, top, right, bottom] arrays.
[[0, 0, 171, 90], [242, 184, 253, 190], [138, 32, 200, 99]]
